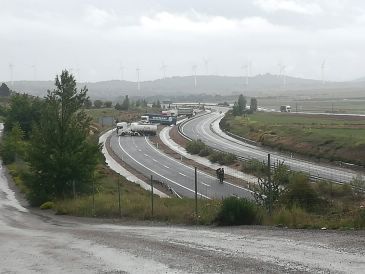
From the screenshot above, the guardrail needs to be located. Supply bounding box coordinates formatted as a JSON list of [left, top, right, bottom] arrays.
[[177, 111, 364, 186]]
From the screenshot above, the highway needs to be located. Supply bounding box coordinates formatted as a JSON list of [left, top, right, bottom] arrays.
[[180, 110, 361, 184], [109, 134, 253, 199]]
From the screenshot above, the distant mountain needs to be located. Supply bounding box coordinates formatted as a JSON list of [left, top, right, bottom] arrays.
[[5, 74, 365, 101], [353, 77, 365, 82]]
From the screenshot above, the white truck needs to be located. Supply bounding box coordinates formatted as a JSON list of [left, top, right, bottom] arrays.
[[116, 122, 157, 136]]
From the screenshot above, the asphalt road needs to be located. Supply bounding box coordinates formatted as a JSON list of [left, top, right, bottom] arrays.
[[1, 164, 365, 273], [109, 133, 252, 199], [181, 110, 360, 184]]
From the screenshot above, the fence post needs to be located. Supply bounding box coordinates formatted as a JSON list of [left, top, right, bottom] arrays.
[[72, 180, 76, 200], [150, 175, 154, 217], [195, 167, 198, 220], [267, 153, 272, 216], [92, 177, 95, 216], [118, 178, 121, 217]]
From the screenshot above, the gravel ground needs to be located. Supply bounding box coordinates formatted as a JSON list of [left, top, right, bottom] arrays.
[[1, 162, 365, 273]]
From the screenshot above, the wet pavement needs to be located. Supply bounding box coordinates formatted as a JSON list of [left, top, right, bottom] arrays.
[[1, 162, 365, 273]]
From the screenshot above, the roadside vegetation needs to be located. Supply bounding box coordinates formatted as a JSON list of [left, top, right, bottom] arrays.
[[221, 111, 365, 166], [1, 83, 364, 229], [186, 139, 236, 165]]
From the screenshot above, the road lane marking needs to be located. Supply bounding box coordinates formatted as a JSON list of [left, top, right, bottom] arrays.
[[178, 172, 186, 177], [144, 153, 149, 157], [117, 137, 210, 199], [145, 136, 252, 194], [163, 165, 170, 169], [201, 182, 210, 187]]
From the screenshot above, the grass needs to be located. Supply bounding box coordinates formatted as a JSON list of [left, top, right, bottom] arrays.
[[221, 112, 365, 166]]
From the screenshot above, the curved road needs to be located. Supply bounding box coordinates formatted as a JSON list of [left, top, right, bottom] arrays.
[[181, 111, 361, 183], [109, 134, 252, 199]]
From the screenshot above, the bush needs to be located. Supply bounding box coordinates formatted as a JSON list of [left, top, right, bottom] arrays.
[[354, 208, 365, 229], [281, 174, 325, 212], [40, 201, 55, 210], [216, 197, 260, 225], [186, 139, 206, 154], [208, 151, 236, 165], [198, 147, 212, 157], [241, 159, 266, 176]]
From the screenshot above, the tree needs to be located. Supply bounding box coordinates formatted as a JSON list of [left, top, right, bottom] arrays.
[[4, 94, 43, 138], [120, 95, 130, 110], [104, 101, 112, 108], [0, 122, 26, 164], [28, 70, 100, 205], [237, 94, 246, 114], [250, 98, 258, 112], [84, 99, 92, 109], [0, 83, 11, 97], [94, 100, 103, 108]]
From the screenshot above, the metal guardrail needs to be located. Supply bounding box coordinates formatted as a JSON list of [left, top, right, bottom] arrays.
[[177, 112, 364, 186]]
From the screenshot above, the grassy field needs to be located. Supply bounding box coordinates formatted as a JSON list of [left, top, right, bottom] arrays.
[[258, 97, 365, 114], [221, 112, 365, 166]]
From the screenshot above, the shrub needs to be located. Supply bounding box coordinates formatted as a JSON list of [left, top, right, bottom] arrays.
[[354, 208, 365, 229], [216, 197, 260, 225], [208, 151, 236, 165], [281, 174, 325, 212], [198, 147, 212, 157], [40, 201, 55, 210], [241, 159, 266, 176], [186, 139, 206, 154]]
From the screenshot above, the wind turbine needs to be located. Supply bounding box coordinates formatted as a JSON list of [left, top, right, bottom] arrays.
[[278, 63, 286, 89], [31, 65, 37, 81], [119, 64, 125, 81], [203, 58, 209, 75], [321, 59, 326, 84], [192, 64, 197, 88], [160, 61, 167, 79], [9, 63, 14, 87], [136, 67, 141, 91], [241, 63, 249, 87]]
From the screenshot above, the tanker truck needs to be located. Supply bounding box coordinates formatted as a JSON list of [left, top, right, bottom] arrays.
[[116, 122, 157, 136]]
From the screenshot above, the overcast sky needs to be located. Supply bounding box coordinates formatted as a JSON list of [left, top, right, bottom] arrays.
[[1, 0, 365, 82]]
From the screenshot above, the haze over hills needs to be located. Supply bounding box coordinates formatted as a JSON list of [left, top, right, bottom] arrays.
[[5, 74, 365, 101]]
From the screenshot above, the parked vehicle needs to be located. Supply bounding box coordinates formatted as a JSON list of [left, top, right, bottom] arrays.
[[177, 107, 194, 117], [280, 105, 291, 112], [142, 113, 177, 125], [116, 122, 157, 136]]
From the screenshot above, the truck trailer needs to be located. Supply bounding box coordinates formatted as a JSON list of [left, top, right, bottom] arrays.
[[141, 113, 177, 125], [116, 122, 157, 136]]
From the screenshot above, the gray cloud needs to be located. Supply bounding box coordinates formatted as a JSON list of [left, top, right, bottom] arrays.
[[1, 0, 365, 82]]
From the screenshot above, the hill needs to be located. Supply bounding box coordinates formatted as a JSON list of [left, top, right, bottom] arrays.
[[5, 74, 365, 101]]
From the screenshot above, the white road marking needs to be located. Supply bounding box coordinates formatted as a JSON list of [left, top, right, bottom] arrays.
[[144, 153, 149, 157], [178, 172, 186, 177], [201, 182, 210, 187], [145, 136, 252, 193], [163, 165, 170, 169], [152, 159, 158, 162], [118, 137, 210, 199]]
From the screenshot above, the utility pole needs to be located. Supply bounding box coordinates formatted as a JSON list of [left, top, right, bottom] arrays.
[[194, 167, 198, 220], [150, 175, 154, 217], [118, 178, 121, 217], [267, 154, 272, 216], [92, 177, 95, 216]]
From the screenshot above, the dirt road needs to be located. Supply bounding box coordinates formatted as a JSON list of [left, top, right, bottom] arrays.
[[0, 163, 364, 273]]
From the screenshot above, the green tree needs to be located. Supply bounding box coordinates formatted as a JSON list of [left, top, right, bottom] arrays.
[[237, 94, 246, 114], [93, 99, 103, 108], [28, 70, 100, 205], [4, 94, 43, 138], [0, 83, 11, 97], [250, 98, 258, 112], [84, 99, 92, 109], [104, 101, 112, 108], [0, 122, 26, 164], [120, 95, 130, 110]]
